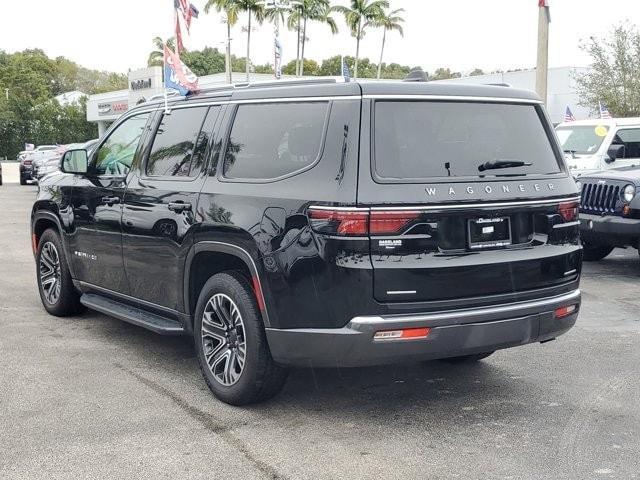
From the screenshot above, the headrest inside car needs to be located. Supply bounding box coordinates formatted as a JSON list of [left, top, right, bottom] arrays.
[[288, 125, 319, 158]]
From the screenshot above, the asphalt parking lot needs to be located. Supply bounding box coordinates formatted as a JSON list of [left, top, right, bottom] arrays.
[[1, 183, 639, 480]]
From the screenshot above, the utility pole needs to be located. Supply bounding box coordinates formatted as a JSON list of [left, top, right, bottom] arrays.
[[535, 0, 550, 106]]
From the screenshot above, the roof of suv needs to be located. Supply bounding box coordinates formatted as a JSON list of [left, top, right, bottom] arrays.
[[138, 78, 541, 112]]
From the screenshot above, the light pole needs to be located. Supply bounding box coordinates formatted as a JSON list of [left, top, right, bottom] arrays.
[[535, 0, 551, 106]]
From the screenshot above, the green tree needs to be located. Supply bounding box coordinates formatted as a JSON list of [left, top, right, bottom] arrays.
[[236, 0, 266, 81], [374, 7, 404, 79], [283, 58, 319, 75], [469, 68, 485, 76], [575, 23, 640, 117], [431, 67, 461, 80], [148, 37, 176, 67], [204, 0, 241, 83], [182, 47, 227, 76], [289, 0, 338, 76], [336, 0, 388, 79]]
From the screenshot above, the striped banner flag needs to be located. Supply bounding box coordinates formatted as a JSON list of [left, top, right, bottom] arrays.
[[599, 101, 612, 119], [564, 106, 576, 122]]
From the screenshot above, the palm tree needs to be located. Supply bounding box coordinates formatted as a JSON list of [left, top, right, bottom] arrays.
[[375, 8, 404, 80], [148, 37, 176, 67], [300, 0, 338, 76], [236, 0, 266, 81], [204, 0, 240, 84], [336, 0, 388, 79], [288, 0, 338, 77]]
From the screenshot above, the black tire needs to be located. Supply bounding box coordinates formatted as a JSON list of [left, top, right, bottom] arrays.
[[36, 229, 83, 316], [20, 176, 27, 186], [582, 244, 614, 261], [440, 351, 495, 364], [194, 271, 288, 406]]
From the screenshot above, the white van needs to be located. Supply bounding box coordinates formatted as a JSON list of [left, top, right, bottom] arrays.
[[555, 118, 640, 177]]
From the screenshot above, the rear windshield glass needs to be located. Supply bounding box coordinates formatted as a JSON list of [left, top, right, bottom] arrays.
[[556, 125, 609, 154], [374, 101, 561, 181]]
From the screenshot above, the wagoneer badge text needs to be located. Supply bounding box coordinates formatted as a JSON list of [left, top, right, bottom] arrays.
[[426, 183, 556, 196]]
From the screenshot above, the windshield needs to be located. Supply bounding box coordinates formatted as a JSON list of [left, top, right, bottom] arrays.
[[555, 125, 609, 155], [374, 101, 561, 181]]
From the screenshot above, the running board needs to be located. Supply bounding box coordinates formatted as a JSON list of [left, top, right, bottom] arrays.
[[80, 293, 186, 335]]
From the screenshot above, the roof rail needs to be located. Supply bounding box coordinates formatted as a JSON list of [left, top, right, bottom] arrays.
[[195, 77, 338, 96], [147, 90, 184, 103]]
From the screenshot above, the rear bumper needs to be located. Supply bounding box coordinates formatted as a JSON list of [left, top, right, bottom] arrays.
[[266, 289, 580, 367], [580, 213, 640, 245]]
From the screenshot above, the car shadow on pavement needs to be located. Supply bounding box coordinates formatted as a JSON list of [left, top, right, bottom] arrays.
[[77, 308, 524, 424]]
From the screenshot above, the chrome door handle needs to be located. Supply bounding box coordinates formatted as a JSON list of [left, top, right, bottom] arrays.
[[168, 201, 192, 212], [100, 196, 120, 206]]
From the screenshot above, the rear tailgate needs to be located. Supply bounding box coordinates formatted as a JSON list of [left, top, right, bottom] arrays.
[[358, 97, 581, 305]]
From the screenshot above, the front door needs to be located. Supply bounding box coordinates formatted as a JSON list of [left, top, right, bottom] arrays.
[[121, 105, 222, 311], [69, 112, 153, 293], [611, 127, 640, 169]]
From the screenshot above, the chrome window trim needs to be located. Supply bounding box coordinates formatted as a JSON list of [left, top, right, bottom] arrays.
[[368, 196, 581, 211]]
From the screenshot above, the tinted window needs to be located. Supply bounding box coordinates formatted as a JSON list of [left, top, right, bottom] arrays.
[[146, 106, 216, 177], [94, 113, 150, 176], [614, 128, 640, 158], [223, 102, 328, 180], [374, 101, 561, 181]]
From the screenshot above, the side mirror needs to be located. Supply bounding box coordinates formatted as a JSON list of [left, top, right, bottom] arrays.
[[606, 144, 625, 163], [61, 149, 88, 174]]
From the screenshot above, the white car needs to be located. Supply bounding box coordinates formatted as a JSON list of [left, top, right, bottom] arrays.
[[555, 118, 640, 178]]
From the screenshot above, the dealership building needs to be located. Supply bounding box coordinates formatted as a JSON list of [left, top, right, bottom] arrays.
[[87, 65, 591, 134]]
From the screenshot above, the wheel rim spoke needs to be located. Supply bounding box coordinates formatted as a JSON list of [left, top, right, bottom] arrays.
[[39, 241, 61, 305], [201, 292, 247, 386]]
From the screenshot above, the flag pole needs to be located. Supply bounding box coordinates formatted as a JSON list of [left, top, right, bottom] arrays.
[[535, 0, 550, 107]]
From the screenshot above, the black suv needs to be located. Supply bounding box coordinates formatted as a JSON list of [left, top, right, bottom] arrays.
[[31, 79, 582, 405], [577, 167, 640, 260]]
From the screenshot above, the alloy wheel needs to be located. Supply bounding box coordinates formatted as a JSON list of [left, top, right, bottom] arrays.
[[201, 293, 247, 386], [39, 241, 62, 305]]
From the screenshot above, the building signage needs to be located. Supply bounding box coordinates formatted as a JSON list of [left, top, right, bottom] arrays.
[[98, 101, 129, 117], [130, 78, 152, 91]]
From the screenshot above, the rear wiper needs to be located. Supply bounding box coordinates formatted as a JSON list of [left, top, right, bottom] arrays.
[[478, 160, 532, 172]]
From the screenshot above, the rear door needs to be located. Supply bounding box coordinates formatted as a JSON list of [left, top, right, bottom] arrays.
[[358, 98, 581, 306], [121, 105, 222, 311]]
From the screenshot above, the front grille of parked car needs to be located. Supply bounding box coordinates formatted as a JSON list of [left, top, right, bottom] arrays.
[[580, 181, 621, 214]]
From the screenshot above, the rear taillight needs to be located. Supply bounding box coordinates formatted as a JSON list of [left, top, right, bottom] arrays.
[[308, 208, 421, 236], [558, 201, 579, 222], [308, 209, 369, 236], [370, 211, 420, 235]]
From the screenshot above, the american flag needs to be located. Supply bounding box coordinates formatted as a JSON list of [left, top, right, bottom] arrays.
[[564, 106, 576, 122], [341, 57, 351, 82], [599, 101, 612, 119]]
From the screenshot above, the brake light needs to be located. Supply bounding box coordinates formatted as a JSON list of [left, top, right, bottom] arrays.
[[308, 208, 421, 236], [554, 304, 577, 319], [370, 211, 420, 235], [558, 201, 578, 222], [308, 208, 369, 236]]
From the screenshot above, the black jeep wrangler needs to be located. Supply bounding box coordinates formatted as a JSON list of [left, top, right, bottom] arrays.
[[31, 79, 582, 405], [578, 167, 640, 260]]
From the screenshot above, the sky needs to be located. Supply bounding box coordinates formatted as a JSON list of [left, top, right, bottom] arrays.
[[0, 0, 638, 75]]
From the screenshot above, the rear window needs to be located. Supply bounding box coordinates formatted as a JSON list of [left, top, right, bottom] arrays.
[[223, 102, 328, 181], [374, 101, 561, 181]]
